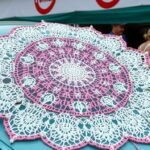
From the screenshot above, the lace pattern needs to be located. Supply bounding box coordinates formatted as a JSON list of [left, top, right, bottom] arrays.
[[0, 23, 150, 150]]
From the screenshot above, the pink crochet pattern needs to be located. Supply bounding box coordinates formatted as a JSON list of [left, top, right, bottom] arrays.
[[14, 37, 132, 116], [0, 23, 150, 150]]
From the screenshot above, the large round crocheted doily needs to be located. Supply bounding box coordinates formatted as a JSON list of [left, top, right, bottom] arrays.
[[0, 23, 150, 150]]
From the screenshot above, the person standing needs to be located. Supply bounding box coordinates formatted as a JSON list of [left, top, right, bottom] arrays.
[[138, 29, 150, 55], [110, 24, 127, 43]]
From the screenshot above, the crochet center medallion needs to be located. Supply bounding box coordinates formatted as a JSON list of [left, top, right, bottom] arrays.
[[14, 38, 131, 116]]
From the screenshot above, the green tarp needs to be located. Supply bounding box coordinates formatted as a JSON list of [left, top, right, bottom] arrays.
[[0, 6, 150, 24]]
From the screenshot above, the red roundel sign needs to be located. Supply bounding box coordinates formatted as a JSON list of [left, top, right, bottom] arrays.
[[34, 0, 56, 15], [96, 0, 120, 9]]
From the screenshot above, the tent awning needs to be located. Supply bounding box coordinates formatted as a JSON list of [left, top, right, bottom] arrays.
[[0, 6, 150, 24]]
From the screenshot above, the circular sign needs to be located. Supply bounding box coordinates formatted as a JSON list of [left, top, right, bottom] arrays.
[[34, 0, 56, 15], [96, 0, 120, 9]]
